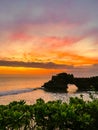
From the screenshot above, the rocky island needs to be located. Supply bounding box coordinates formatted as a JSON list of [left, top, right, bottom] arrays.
[[42, 73, 98, 92]]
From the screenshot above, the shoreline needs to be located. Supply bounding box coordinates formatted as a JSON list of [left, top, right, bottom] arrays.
[[0, 86, 97, 97], [0, 87, 43, 97]]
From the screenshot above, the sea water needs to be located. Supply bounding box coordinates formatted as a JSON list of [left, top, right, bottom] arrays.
[[0, 75, 97, 105]]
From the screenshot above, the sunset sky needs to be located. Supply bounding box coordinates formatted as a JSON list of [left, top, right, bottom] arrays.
[[0, 0, 98, 77]]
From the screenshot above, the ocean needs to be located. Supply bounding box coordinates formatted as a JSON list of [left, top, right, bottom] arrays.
[[0, 75, 97, 105]]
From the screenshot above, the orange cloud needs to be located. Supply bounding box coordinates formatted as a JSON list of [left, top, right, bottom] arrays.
[[1, 27, 98, 68], [51, 51, 98, 66]]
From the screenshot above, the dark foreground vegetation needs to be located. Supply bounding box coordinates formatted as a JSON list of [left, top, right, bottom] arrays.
[[42, 73, 98, 92], [0, 95, 98, 130]]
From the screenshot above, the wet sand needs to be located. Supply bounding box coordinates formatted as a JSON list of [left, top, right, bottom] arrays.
[[0, 89, 97, 105]]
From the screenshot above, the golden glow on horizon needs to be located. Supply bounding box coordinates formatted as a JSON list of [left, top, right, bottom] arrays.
[[0, 34, 98, 69], [0, 0, 98, 77], [0, 19, 98, 76], [0, 66, 64, 75]]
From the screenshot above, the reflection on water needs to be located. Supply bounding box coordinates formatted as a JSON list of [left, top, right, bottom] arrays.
[[0, 76, 49, 91]]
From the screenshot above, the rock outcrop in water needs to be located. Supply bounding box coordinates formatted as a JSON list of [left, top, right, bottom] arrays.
[[41, 73, 98, 92]]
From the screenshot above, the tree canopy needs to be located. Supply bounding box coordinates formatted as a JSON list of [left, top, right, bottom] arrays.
[[0, 96, 98, 130]]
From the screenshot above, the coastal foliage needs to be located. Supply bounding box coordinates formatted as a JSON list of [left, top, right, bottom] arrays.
[[0, 95, 98, 130], [42, 73, 98, 92]]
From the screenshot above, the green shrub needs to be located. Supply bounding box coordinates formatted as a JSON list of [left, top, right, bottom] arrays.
[[0, 96, 98, 130]]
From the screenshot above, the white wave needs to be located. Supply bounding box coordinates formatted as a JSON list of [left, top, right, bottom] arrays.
[[0, 88, 41, 96]]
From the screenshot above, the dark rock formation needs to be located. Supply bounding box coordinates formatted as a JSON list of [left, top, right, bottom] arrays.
[[41, 73, 98, 92], [42, 73, 74, 92]]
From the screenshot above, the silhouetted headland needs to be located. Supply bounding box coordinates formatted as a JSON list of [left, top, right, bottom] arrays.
[[41, 73, 98, 92]]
